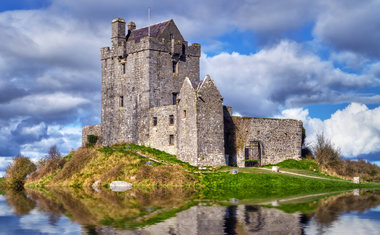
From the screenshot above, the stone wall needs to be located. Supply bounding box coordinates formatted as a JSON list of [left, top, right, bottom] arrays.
[[148, 105, 177, 155], [100, 19, 200, 147], [177, 78, 198, 166], [235, 205, 302, 234], [196, 76, 225, 167], [82, 125, 102, 146], [229, 116, 303, 167]]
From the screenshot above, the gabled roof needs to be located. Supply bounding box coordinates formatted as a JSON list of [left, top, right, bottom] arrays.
[[128, 20, 171, 41]]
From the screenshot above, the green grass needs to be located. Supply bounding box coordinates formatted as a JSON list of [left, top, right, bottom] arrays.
[[27, 144, 380, 200], [263, 159, 319, 171], [198, 172, 380, 201], [262, 159, 344, 180], [126, 144, 201, 172]]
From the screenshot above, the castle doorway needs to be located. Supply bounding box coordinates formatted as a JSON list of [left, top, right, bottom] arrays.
[[244, 141, 261, 167]]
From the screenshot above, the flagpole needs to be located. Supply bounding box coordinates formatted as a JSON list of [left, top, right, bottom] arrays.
[[148, 7, 151, 37]]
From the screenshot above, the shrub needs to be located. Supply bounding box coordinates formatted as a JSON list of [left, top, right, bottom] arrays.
[[313, 134, 342, 169], [87, 135, 98, 147], [313, 134, 380, 181], [28, 145, 66, 182], [5, 154, 36, 190]]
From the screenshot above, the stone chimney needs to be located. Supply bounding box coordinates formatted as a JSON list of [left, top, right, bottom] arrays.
[[128, 21, 136, 31], [111, 18, 126, 45]]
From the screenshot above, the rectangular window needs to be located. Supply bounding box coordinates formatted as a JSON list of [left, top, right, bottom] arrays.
[[119, 96, 124, 107], [169, 134, 174, 145], [169, 115, 174, 125], [122, 63, 126, 74], [184, 110, 187, 118], [153, 117, 157, 126], [172, 61, 178, 73], [170, 33, 173, 40], [172, 93, 178, 105]]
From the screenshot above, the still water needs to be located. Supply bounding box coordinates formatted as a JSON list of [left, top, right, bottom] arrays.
[[1, 188, 380, 235]]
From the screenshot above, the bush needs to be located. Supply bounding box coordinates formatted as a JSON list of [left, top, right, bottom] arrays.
[[5, 155, 36, 190], [313, 134, 342, 169], [313, 134, 380, 181], [87, 135, 98, 147]]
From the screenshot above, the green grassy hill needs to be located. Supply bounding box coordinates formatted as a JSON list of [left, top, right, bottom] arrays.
[[26, 144, 380, 200]]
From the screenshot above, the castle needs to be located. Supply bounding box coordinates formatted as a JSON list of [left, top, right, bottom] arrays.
[[82, 18, 303, 167]]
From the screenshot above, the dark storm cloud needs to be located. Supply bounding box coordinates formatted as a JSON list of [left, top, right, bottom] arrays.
[[314, 0, 380, 58]]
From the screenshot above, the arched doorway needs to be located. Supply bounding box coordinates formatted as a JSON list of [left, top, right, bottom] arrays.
[[244, 141, 262, 167]]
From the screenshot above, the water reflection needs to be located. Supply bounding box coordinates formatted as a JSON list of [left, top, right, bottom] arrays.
[[1, 188, 380, 234]]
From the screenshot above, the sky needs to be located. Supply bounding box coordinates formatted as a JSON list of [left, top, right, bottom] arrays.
[[0, 0, 380, 175]]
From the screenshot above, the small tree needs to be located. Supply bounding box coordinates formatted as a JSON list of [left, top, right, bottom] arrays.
[[313, 134, 342, 169], [48, 145, 61, 159], [5, 154, 36, 191], [37, 145, 62, 170]]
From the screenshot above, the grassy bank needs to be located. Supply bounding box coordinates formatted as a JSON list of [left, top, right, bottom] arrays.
[[26, 144, 380, 199], [27, 145, 197, 189], [199, 172, 379, 200]]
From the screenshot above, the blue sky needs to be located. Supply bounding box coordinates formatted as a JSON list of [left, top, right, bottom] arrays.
[[0, 0, 380, 174]]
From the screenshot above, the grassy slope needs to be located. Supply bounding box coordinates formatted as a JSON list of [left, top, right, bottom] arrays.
[[26, 144, 380, 200], [27, 144, 196, 189], [262, 159, 342, 180]]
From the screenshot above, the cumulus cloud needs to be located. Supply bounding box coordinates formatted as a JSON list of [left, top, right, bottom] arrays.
[[202, 40, 380, 117], [0, 0, 379, 161], [278, 103, 380, 158]]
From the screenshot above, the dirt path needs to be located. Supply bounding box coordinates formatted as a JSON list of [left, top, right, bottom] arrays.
[[258, 167, 348, 182]]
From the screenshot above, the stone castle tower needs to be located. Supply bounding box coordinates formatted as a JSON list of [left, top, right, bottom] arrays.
[[83, 18, 303, 167]]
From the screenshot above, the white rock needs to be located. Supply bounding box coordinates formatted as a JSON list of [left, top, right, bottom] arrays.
[[92, 180, 101, 192], [230, 169, 238, 174], [353, 177, 360, 184], [110, 181, 133, 191], [272, 166, 280, 172]]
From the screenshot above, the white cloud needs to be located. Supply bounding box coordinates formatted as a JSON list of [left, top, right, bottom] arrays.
[[0, 93, 89, 117], [201, 41, 379, 117], [305, 211, 380, 234], [330, 51, 369, 70], [19, 208, 82, 234], [20, 124, 82, 159], [278, 103, 380, 157]]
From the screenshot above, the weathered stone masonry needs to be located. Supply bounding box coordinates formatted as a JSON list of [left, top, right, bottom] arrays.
[[82, 17, 303, 167]]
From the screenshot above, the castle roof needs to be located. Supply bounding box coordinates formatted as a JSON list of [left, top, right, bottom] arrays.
[[128, 20, 171, 41]]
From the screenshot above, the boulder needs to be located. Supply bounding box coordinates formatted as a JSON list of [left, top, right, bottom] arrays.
[[230, 169, 238, 174], [353, 177, 360, 184], [110, 181, 133, 192], [272, 166, 280, 172], [92, 180, 101, 192]]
